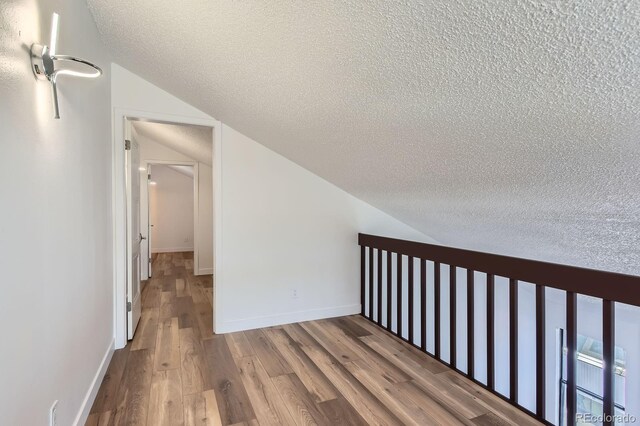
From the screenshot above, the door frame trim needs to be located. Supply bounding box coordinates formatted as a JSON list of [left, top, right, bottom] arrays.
[[125, 136, 142, 339], [112, 107, 221, 349]]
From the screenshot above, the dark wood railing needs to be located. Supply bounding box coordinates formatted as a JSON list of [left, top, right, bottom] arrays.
[[359, 233, 640, 426]]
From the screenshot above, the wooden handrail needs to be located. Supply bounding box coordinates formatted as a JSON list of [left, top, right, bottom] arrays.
[[359, 233, 640, 307]]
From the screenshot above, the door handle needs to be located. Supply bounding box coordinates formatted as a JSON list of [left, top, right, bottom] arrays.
[[139, 233, 147, 241]]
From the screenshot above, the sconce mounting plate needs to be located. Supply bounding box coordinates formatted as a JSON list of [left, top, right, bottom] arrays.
[[30, 43, 55, 81]]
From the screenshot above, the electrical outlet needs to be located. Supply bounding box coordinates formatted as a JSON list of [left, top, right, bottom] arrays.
[[49, 400, 58, 426], [292, 289, 299, 299]]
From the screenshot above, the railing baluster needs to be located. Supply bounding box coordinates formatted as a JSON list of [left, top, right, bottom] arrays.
[[509, 278, 518, 404], [487, 273, 495, 389], [408, 256, 414, 343], [387, 251, 392, 332], [369, 247, 374, 320], [435, 262, 441, 359], [360, 245, 366, 316], [397, 253, 403, 337], [603, 300, 615, 426], [377, 249, 383, 326], [536, 284, 546, 419], [467, 269, 474, 378], [566, 291, 577, 426], [450, 265, 457, 368], [421, 259, 427, 352]]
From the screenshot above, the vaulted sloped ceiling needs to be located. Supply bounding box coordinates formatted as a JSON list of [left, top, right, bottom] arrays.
[[133, 121, 212, 166], [88, 0, 640, 275]]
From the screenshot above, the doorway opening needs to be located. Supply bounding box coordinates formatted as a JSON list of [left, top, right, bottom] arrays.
[[144, 163, 197, 279], [123, 118, 215, 341]]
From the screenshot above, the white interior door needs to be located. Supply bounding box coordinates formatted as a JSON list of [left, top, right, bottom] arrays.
[[140, 163, 151, 280], [126, 137, 142, 339]]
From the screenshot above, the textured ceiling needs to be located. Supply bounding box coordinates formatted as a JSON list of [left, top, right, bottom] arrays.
[[89, 0, 640, 275], [132, 121, 212, 166]]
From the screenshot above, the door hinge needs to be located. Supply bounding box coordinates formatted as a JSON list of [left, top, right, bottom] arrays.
[[127, 301, 132, 312], [124, 139, 131, 150]]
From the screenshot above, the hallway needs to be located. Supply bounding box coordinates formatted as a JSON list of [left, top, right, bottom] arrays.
[[88, 252, 213, 425], [87, 253, 539, 426]]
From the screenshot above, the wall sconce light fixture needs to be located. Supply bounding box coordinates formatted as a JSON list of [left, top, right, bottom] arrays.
[[30, 13, 103, 119]]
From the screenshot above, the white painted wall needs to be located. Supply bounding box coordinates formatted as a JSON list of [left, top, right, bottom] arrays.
[[0, 1, 113, 425], [149, 165, 195, 253], [134, 126, 214, 274], [217, 124, 434, 332]]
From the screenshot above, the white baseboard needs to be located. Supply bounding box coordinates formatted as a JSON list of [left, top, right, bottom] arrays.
[[196, 267, 213, 275], [151, 247, 194, 253], [73, 338, 115, 426], [215, 303, 360, 334]]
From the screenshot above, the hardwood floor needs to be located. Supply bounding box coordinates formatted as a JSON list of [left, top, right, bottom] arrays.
[[88, 252, 541, 426]]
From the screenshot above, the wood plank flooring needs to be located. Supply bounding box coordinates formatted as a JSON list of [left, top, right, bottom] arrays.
[[88, 252, 541, 426]]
